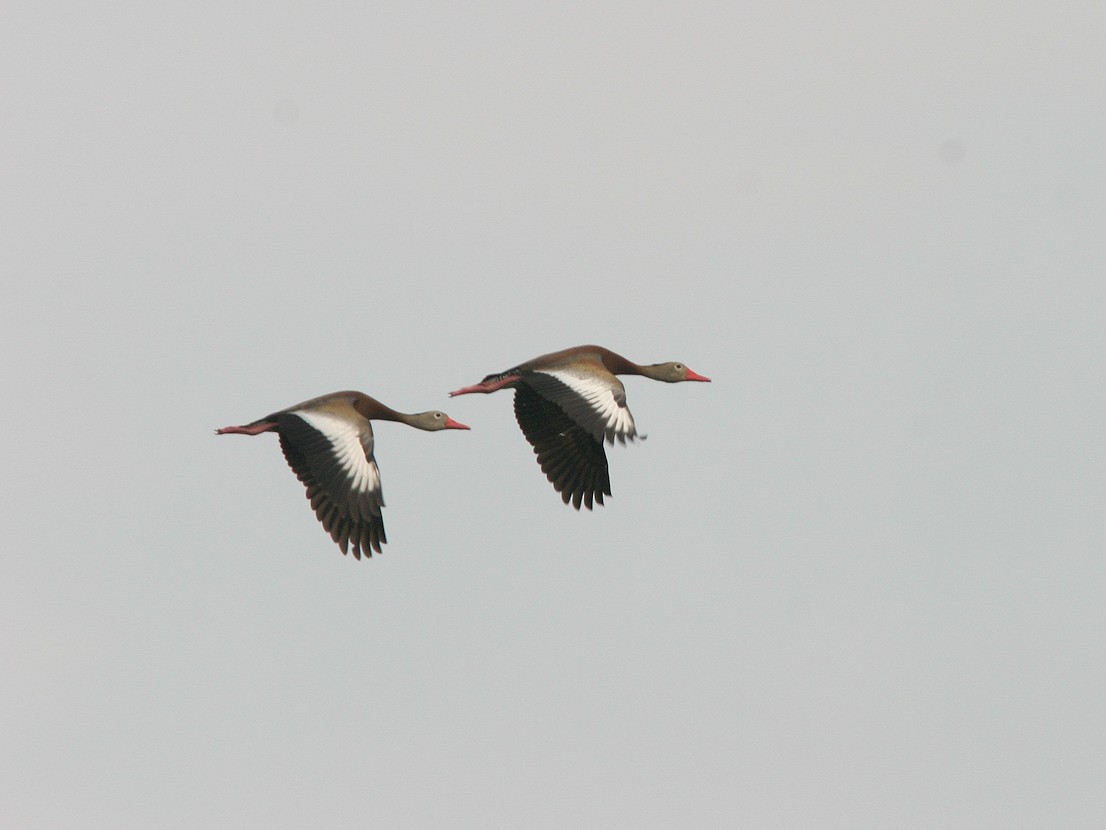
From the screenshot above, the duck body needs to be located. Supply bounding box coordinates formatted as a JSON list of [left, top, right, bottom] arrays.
[[449, 345, 710, 509], [216, 391, 469, 559]]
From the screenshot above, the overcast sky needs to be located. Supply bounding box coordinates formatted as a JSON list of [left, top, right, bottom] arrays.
[[3, 2, 1105, 828]]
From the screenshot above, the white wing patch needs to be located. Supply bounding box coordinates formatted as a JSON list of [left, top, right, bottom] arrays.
[[538, 367, 637, 443], [296, 409, 382, 495]]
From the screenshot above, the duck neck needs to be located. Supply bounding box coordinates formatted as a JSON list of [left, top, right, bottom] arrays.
[[633, 362, 668, 381]]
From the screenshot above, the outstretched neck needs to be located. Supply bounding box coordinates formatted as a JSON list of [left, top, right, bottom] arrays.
[[369, 407, 439, 429], [392, 411, 430, 430], [592, 347, 642, 376], [352, 394, 406, 424], [635, 363, 672, 381]]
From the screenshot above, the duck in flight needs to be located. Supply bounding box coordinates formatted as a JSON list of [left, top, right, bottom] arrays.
[[216, 391, 469, 559], [449, 345, 710, 509]]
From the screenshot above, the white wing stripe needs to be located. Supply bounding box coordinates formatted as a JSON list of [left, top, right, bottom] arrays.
[[296, 410, 381, 495], [539, 368, 637, 440]]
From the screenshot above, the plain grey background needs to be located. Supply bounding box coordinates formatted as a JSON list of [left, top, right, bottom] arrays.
[[3, 2, 1104, 828]]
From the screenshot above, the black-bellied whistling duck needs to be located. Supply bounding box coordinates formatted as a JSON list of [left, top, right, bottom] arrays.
[[216, 391, 469, 559], [449, 345, 710, 509]]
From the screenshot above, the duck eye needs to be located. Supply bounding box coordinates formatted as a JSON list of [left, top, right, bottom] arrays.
[[675, 363, 684, 370]]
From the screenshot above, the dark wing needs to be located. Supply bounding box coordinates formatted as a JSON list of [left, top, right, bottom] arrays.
[[274, 412, 386, 559], [513, 384, 611, 510]]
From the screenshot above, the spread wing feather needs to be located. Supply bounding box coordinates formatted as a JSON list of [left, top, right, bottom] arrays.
[[274, 412, 386, 558], [513, 385, 610, 510]]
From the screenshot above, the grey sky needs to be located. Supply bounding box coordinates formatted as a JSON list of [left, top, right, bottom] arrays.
[[3, 2, 1105, 828]]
